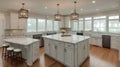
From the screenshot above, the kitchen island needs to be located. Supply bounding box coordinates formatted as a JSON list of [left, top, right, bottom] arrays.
[[43, 34, 90, 67], [4, 37, 39, 66]]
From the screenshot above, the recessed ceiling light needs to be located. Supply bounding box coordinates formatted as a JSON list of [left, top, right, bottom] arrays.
[[80, 8, 83, 11], [92, 1, 96, 3], [96, 9, 100, 11], [45, 6, 48, 9]]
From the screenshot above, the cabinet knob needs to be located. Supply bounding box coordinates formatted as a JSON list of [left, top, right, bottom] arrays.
[[64, 48, 67, 52], [55, 46, 57, 49]]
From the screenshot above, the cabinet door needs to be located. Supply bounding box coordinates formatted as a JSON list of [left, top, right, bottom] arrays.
[[96, 38, 102, 47], [84, 40, 89, 58], [10, 13, 19, 29], [90, 38, 95, 45], [44, 38, 50, 55], [56, 42, 65, 63], [64, 43, 74, 67], [77, 41, 85, 66], [111, 37, 120, 50], [33, 42, 40, 62], [0, 19, 4, 47], [49, 40, 56, 58]]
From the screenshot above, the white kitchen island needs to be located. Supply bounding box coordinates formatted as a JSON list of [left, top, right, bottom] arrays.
[[43, 34, 90, 67], [4, 37, 39, 66]]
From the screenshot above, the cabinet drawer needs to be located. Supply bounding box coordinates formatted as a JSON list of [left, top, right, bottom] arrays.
[[54, 41, 64, 45], [65, 43, 74, 48]]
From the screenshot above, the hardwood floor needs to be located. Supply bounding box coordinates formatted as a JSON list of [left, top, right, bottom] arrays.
[[0, 45, 120, 67]]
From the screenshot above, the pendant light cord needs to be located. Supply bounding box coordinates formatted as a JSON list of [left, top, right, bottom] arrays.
[[57, 4, 59, 14], [119, 1, 120, 22], [22, 3, 25, 8], [74, 1, 77, 13]]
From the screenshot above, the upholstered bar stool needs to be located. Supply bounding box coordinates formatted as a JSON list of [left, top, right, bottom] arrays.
[[7, 47, 14, 60], [2, 44, 9, 59]]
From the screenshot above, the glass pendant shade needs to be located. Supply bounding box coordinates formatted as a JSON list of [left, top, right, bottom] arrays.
[[54, 4, 61, 21], [18, 3, 29, 19], [70, 1, 79, 21]]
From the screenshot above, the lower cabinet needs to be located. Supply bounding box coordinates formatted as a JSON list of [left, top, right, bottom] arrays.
[[44, 38, 89, 67], [56, 42, 65, 63], [84, 39, 89, 58], [44, 38, 50, 55], [64, 43, 74, 67], [32, 41, 40, 62], [111, 36, 120, 50], [90, 37, 102, 47], [49, 40, 57, 58], [77, 41, 85, 66]]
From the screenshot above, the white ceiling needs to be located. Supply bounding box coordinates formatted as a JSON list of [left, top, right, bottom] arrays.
[[0, 0, 119, 15]]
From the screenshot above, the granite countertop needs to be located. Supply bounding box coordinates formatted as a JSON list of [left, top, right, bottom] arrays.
[[4, 37, 39, 46], [42, 34, 90, 44]]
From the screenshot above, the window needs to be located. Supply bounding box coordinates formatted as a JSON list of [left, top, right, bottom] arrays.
[[93, 16, 106, 32], [78, 18, 83, 31], [38, 19, 46, 32], [27, 18, 37, 32], [85, 17, 92, 31], [72, 21, 78, 31], [46, 20, 53, 31], [54, 21, 60, 31], [109, 15, 120, 33]]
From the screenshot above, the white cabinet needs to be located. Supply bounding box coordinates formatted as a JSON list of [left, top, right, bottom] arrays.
[[32, 41, 40, 62], [0, 17, 4, 47], [56, 42, 65, 63], [90, 37, 102, 47], [77, 41, 85, 66], [10, 12, 19, 29], [64, 43, 74, 67], [90, 38, 95, 45], [44, 38, 50, 55], [10, 12, 27, 29], [49, 40, 57, 58], [5, 38, 39, 66], [111, 36, 120, 50], [43, 35, 90, 67], [84, 39, 89, 59]]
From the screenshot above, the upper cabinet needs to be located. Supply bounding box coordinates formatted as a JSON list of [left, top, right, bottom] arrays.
[[10, 12, 19, 29], [4, 12, 27, 36], [10, 12, 27, 29]]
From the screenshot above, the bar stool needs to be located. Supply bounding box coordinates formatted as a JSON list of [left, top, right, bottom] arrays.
[[7, 47, 14, 60], [13, 48, 23, 63], [2, 44, 9, 59]]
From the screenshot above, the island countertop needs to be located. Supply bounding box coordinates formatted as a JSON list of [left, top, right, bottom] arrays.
[[42, 34, 90, 44], [4, 37, 39, 46]]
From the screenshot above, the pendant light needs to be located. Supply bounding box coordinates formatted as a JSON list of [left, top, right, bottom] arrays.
[[18, 3, 29, 19], [70, 1, 79, 21], [54, 4, 61, 21]]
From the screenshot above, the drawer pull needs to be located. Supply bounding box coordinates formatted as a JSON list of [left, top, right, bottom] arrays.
[[64, 48, 67, 52], [55, 46, 57, 49]]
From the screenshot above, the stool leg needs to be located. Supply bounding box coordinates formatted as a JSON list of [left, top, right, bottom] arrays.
[[2, 48, 4, 59], [4, 48, 7, 59]]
